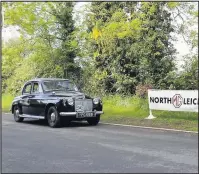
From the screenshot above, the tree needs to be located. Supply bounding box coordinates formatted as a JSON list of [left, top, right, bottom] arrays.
[[2, 37, 36, 94], [49, 2, 81, 82], [2, 2, 81, 94], [167, 2, 198, 90], [136, 2, 176, 89], [83, 2, 176, 94]]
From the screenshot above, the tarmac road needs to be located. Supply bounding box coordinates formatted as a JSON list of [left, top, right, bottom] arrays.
[[2, 113, 198, 173]]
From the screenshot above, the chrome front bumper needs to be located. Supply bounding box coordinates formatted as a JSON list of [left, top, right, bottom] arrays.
[[60, 111, 104, 116]]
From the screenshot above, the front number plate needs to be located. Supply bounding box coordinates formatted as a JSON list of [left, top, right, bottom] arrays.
[[76, 112, 95, 118]]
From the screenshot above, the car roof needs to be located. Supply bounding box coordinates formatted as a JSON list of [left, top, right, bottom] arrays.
[[28, 78, 69, 82]]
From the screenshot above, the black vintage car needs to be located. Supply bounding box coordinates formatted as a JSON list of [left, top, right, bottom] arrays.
[[10, 78, 103, 128]]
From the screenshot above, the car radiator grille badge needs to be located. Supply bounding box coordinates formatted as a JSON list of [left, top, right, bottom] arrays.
[[76, 105, 83, 112], [75, 99, 93, 112]]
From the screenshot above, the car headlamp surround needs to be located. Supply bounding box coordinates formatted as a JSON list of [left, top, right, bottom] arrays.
[[63, 98, 74, 106], [67, 98, 74, 106], [93, 98, 100, 105]]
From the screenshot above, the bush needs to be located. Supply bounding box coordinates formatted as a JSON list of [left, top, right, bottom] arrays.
[[135, 84, 153, 98], [2, 93, 14, 112]]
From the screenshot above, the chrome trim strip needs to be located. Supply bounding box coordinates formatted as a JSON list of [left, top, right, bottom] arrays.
[[60, 112, 76, 116], [60, 111, 104, 116], [96, 111, 104, 114], [19, 114, 45, 119]]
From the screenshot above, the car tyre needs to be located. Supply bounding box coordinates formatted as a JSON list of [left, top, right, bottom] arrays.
[[87, 114, 100, 126], [47, 106, 61, 128], [13, 105, 24, 122]]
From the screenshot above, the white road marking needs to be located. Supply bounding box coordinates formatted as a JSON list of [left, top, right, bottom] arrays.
[[4, 113, 11, 115], [100, 122, 198, 134]]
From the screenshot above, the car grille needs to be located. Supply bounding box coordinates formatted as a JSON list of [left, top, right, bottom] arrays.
[[75, 99, 93, 112]]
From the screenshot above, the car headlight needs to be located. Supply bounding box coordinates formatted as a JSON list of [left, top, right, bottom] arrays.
[[93, 98, 100, 105], [67, 98, 74, 106]]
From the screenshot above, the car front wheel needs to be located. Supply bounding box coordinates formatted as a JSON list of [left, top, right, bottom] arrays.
[[87, 114, 100, 126], [13, 105, 24, 122], [47, 106, 61, 128]]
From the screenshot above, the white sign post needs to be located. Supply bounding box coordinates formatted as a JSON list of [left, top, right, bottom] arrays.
[[146, 109, 156, 119], [146, 89, 198, 119]]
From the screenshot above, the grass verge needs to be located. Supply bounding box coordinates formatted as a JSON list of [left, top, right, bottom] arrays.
[[101, 95, 198, 132], [2, 94, 14, 112], [2, 93, 198, 132]]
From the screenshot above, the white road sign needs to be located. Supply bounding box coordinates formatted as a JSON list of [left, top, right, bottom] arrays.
[[148, 89, 198, 112]]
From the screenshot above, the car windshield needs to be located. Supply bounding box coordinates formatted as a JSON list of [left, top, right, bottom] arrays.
[[42, 80, 78, 92]]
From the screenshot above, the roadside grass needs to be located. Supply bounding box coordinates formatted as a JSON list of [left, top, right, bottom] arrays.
[[2, 93, 198, 131], [102, 95, 198, 132], [2, 94, 14, 112]]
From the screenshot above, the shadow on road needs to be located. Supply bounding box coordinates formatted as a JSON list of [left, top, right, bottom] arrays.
[[21, 118, 94, 128]]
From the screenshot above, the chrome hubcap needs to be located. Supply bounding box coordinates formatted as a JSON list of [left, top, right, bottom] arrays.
[[51, 112, 56, 122], [15, 109, 19, 118]]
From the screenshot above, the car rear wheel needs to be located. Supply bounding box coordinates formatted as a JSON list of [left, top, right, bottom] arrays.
[[13, 105, 24, 122], [47, 106, 61, 128], [87, 114, 100, 126]]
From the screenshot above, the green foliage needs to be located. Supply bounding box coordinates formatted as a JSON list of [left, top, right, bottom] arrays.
[[2, 2, 198, 131], [3, 2, 56, 37], [167, 2, 179, 9], [2, 39, 23, 91], [48, 2, 81, 81], [2, 2, 80, 94], [2, 93, 14, 112], [168, 2, 198, 50], [175, 55, 198, 90], [101, 94, 198, 131], [83, 2, 176, 94], [2, 2, 198, 97]]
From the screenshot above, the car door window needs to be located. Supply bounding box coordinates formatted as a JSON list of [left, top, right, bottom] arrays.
[[32, 83, 39, 94], [23, 83, 32, 95]]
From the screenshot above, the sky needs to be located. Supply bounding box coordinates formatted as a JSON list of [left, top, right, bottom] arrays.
[[2, 2, 197, 71]]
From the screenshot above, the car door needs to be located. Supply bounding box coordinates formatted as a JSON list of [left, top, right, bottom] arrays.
[[21, 82, 32, 115], [28, 82, 45, 116]]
